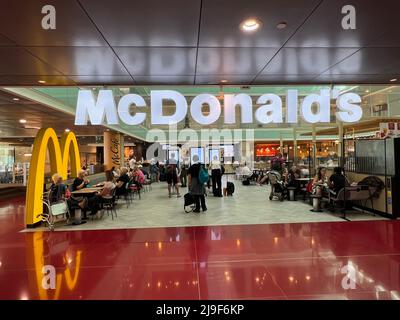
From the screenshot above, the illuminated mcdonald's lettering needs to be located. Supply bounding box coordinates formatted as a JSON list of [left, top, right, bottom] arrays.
[[26, 128, 81, 226]]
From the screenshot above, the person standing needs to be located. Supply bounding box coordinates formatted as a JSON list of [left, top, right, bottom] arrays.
[[166, 164, 181, 198], [271, 152, 285, 173], [180, 163, 188, 188], [188, 155, 207, 213], [210, 155, 222, 197]]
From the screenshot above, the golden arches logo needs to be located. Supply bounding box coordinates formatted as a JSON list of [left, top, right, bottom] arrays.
[[26, 128, 81, 226], [26, 233, 82, 300]]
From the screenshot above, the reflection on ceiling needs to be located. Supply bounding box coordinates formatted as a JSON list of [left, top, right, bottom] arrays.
[[0, 0, 400, 85]]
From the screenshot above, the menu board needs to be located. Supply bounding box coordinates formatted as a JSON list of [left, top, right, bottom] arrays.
[[222, 145, 234, 157], [209, 149, 220, 162], [255, 144, 279, 157], [168, 150, 179, 165]]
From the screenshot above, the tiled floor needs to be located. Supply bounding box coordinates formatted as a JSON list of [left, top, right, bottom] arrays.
[[27, 179, 385, 232], [0, 194, 399, 300]]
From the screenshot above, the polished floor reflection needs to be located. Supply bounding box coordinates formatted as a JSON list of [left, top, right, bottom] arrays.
[[0, 196, 399, 300]]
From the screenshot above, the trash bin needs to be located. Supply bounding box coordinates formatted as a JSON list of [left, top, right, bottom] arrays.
[[288, 187, 296, 201]]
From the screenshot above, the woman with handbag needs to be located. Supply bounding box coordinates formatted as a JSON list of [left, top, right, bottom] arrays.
[[50, 174, 87, 224]]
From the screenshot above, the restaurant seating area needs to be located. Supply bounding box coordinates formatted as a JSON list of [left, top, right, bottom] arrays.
[[29, 173, 386, 233]]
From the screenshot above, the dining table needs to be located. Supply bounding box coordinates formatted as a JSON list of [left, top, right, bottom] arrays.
[[71, 186, 103, 196]]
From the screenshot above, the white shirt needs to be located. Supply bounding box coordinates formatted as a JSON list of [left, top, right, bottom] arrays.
[[129, 158, 136, 169], [210, 160, 221, 170], [241, 166, 252, 176]]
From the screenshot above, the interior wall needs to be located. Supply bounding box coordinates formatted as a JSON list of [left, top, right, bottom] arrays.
[[347, 172, 389, 215]]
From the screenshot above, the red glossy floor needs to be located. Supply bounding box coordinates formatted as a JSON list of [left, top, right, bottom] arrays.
[[0, 195, 399, 300]]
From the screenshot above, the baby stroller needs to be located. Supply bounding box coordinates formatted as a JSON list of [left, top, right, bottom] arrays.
[[267, 170, 286, 201]]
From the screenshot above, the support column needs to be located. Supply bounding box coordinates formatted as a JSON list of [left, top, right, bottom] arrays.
[[293, 128, 297, 162], [312, 125, 317, 172], [104, 131, 125, 171], [279, 134, 283, 155], [338, 121, 344, 166]]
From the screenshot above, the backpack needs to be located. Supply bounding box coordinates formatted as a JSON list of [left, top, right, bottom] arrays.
[[198, 165, 209, 184], [227, 182, 235, 195], [184, 192, 195, 213]]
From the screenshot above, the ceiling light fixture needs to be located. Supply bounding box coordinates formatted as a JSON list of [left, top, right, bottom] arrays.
[[276, 21, 287, 29], [65, 129, 70, 132], [390, 78, 397, 82], [38, 80, 46, 84], [220, 79, 228, 83], [240, 18, 262, 32], [19, 119, 27, 124], [13, 97, 20, 101]]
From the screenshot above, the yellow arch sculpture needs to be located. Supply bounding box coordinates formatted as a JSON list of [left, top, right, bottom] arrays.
[[26, 128, 81, 227]]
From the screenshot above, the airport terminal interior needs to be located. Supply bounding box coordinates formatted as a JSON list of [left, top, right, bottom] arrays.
[[1, 0, 400, 300]]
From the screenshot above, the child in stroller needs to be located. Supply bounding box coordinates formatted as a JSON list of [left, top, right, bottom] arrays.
[[267, 170, 286, 201]]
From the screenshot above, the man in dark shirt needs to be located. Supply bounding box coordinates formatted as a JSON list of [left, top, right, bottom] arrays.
[[71, 170, 89, 191], [329, 167, 346, 194], [115, 167, 130, 196], [188, 155, 207, 213]]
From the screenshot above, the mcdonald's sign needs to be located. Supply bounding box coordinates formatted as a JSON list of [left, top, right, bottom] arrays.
[[26, 128, 81, 227]]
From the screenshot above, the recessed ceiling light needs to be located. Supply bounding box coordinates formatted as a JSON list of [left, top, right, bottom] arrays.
[[365, 89, 370, 93], [12, 97, 20, 101], [240, 18, 262, 32], [390, 78, 397, 82], [65, 129, 70, 132], [19, 119, 27, 124], [276, 21, 287, 29], [38, 80, 46, 84], [220, 79, 228, 83]]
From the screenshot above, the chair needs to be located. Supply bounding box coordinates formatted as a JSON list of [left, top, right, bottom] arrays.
[[38, 190, 70, 231], [329, 185, 375, 213], [101, 188, 118, 220], [130, 181, 141, 200], [143, 178, 152, 192], [123, 181, 133, 207]]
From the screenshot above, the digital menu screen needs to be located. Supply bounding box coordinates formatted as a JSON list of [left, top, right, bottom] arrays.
[[190, 147, 205, 164], [222, 145, 234, 157]]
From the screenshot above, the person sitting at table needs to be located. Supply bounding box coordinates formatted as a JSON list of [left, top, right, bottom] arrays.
[[99, 181, 115, 199], [115, 167, 130, 197], [71, 170, 90, 191], [50, 173, 87, 224], [84, 181, 116, 218], [132, 165, 146, 186], [286, 165, 301, 188], [111, 166, 120, 179], [312, 167, 328, 196], [328, 167, 346, 195]]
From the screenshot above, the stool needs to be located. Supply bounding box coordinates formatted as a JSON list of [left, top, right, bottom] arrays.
[[287, 187, 296, 201], [310, 195, 323, 212]]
